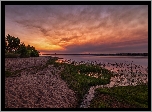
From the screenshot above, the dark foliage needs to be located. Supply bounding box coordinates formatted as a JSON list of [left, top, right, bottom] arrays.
[[5, 34, 40, 58]]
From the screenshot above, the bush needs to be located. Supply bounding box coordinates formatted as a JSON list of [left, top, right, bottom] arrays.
[[20, 54, 30, 58], [30, 50, 39, 57]]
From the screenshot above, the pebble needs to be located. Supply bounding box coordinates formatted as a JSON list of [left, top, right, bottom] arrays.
[[5, 57, 78, 108]]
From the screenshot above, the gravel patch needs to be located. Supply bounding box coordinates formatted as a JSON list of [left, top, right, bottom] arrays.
[[5, 57, 77, 108], [5, 57, 49, 71]]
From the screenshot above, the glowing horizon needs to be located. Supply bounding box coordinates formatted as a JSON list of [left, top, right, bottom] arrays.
[[5, 5, 148, 54]]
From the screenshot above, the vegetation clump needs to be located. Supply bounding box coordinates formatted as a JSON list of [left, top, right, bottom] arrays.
[[45, 58, 148, 108], [46, 58, 113, 107], [5, 34, 40, 58], [90, 84, 148, 108]]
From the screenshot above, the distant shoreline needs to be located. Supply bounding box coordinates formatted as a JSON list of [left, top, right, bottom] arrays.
[[41, 53, 148, 57], [39, 55, 148, 60]]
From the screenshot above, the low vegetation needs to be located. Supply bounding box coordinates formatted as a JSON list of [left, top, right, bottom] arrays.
[[5, 57, 148, 108], [90, 84, 148, 108], [5, 53, 20, 58], [45, 58, 114, 107], [49, 58, 148, 108]]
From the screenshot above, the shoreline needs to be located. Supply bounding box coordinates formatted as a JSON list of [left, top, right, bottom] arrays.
[[5, 57, 148, 108], [40, 55, 148, 58]]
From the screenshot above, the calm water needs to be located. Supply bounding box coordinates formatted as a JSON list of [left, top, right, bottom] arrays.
[[41, 54, 148, 74], [47, 55, 148, 67]]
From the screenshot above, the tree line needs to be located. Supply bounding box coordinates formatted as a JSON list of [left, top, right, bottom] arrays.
[[5, 34, 40, 58]]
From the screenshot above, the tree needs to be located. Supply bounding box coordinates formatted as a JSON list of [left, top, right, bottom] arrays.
[[5, 38, 8, 53], [17, 42, 30, 58], [5, 34, 20, 53], [26, 45, 40, 57], [5, 34, 40, 58]]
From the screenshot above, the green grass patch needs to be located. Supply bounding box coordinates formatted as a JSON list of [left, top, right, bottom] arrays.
[[45, 58, 114, 107], [90, 85, 148, 108], [46, 57, 60, 67], [57, 62, 113, 107], [90, 99, 110, 108]]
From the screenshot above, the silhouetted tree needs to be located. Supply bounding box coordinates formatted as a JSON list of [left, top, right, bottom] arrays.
[[5, 38, 8, 53], [26, 45, 39, 57], [17, 42, 30, 58], [5, 34, 40, 58], [5, 34, 20, 53]]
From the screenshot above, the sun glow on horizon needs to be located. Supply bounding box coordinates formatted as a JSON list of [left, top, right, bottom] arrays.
[[5, 5, 148, 54]]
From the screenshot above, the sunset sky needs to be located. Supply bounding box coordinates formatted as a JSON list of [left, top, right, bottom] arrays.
[[5, 5, 148, 54]]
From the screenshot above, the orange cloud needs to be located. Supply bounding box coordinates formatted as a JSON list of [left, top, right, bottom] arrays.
[[5, 5, 148, 53]]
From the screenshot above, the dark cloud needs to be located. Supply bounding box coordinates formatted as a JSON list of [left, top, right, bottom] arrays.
[[62, 39, 148, 54], [5, 5, 148, 53], [60, 35, 81, 42], [40, 36, 148, 54], [40, 42, 147, 54]]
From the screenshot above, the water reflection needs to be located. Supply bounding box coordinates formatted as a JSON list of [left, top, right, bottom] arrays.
[[56, 56, 148, 76], [50, 55, 148, 67]]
